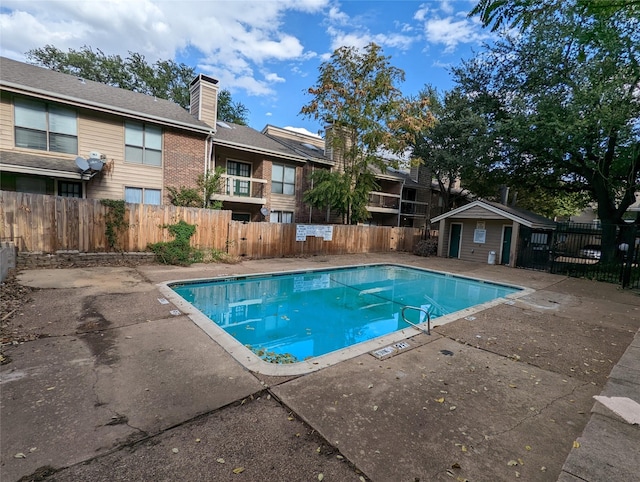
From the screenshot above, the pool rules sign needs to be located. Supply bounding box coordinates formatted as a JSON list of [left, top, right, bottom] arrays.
[[296, 224, 334, 241]]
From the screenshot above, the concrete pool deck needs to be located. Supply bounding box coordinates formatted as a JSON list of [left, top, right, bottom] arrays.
[[1, 253, 638, 481]]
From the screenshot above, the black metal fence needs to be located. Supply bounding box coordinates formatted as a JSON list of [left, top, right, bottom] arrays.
[[517, 222, 640, 289]]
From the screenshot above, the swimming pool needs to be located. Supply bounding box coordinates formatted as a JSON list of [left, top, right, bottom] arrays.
[[161, 264, 528, 375]]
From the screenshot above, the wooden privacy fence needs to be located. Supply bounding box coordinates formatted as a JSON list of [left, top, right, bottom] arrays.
[[0, 192, 231, 253], [226, 221, 421, 258], [0, 191, 423, 258]]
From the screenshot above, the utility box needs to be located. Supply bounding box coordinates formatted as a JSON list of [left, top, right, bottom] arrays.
[[488, 251, 496, 265]]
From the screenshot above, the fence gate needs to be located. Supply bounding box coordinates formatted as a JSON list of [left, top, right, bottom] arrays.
[[549, 222, 639, 289]]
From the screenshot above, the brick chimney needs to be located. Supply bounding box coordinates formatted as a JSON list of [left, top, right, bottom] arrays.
[[189, 74, 219, 128]]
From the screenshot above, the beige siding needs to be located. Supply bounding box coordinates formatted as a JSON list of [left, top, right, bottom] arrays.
[[271, 193, 296, 212], [457, 219, 514, 264], [0, 93, 14, 149], [82, 112, 163, 200], [199, 85, 218, 127], [450, 206, 504, 220]]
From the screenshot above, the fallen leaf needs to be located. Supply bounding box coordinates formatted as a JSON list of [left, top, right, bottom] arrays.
[[195, 438, 201, 443], [509, 384, 517, 388], [318, 474, 324, 481], [368, 384, 374, 389], [573, 441, 580, 448], [525, 445, 532, 451], [232, 467, 245, 474], [507, 460, 519, 467], [435, 397, 445, 403], [336, 455, 344, 460], [518, 458, 524, 465], [217, 458, 225, 464], [451, 462, 461, 469], [373, 405, 379, 411], [172, 448, 179, 454], [450, 406, 457, 411], [316, 446, 321, 453], [14, 453, 26, 459], [461, 445, 467, 452]]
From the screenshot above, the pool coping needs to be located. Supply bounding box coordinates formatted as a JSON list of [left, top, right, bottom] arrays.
[[157, 263, 534, 376]]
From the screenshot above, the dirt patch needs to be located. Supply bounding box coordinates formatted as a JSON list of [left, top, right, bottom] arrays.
[[1, 270, 40, 356]]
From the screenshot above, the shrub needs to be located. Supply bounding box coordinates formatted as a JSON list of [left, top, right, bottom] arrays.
[[414, 238, 438, 257], [148, 220, 202, 266]]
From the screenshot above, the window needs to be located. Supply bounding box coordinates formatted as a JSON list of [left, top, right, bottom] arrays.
[[125, 187, 161, 205], [227, 160, 251, 196], [125, 121, 162, 166], [14, 98, 78, 154], [270, 211, 293, 223], [271, 164, 295, 195], [58, 181, 82, 198]]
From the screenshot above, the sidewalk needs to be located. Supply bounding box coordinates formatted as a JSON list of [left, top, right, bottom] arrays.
[[1, 253, 638, 481]]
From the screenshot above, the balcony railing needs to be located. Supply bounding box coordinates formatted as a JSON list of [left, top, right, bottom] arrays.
[[367, 191, 400, 211], [211, 174, 267, 204], [400, 200, 429, 216]]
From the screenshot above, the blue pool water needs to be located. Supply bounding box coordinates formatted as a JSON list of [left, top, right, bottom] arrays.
[[170, 264, 520, 364]]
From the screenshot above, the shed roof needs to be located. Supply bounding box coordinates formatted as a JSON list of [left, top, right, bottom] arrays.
[[0, 56, 211, 134], [430, 199, 556, 229]]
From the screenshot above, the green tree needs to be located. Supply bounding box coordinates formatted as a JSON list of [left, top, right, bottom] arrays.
[[457, 1, 640, 258], [300, 42, 432, 224], [470, 0, 640, 32], [26, 45, 249, 123], [409, 86, 488, 213], [217, 89, 250, 125], [167, 167, 225, 209]]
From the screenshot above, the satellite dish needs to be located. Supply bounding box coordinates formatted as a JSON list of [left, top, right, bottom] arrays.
[[88, 158, 104, 171], [75, 156, 90, 172], [260, 207, 269, 216]]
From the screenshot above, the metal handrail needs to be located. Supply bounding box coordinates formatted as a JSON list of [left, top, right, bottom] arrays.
[[400, 306, 431, 335]]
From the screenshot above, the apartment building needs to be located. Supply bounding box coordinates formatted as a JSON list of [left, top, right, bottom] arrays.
[[0, 56, 212, 204], [0, 56, 467, 228]]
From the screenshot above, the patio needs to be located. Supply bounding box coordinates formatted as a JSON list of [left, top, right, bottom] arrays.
[[1, 253, 638, 481]]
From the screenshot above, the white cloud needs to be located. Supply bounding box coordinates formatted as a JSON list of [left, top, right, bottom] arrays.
[[326, 26, 416, 52], [423, 16, 491, 53], [284, 126, 322, 138], [265, 72, 286, 83], [0, 0, 329, 96], [413, 4, 430, 22]]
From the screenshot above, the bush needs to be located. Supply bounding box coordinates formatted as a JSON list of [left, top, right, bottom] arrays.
[[148, 220, 202, 266], [414, 238, 438, 257]]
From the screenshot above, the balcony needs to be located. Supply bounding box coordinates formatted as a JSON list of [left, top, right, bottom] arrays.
[[400, 200, 429, 217], [211, 174, 267, 205], [367, 191, 400, 213]]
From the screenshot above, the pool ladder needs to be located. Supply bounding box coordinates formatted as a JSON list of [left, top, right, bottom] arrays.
[[400, 306, 431, 335]]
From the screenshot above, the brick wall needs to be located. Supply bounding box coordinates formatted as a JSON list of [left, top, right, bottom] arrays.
[[163, 129, 208, 204]]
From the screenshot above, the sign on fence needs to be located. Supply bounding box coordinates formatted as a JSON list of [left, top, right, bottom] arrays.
[[295, 224, 334, 241]]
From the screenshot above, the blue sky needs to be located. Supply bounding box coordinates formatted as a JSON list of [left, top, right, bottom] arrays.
[[0, 0, 494, 136]]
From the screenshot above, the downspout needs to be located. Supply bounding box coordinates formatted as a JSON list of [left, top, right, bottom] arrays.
[[309, 165, 314, 223], [204, 129, 215, 206], [398, 178, 405, 227]]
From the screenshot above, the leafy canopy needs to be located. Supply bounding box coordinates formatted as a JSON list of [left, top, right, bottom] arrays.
[[300, 42, 433, 224], [460, 0, 639, 227]]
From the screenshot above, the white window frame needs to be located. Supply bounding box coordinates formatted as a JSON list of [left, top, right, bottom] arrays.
[[270, 211, 293, 223], [14, 97, 78, 154], [124, 187, 162, 205], [271, 163, 296, 195], [125, 121, 163, 166]]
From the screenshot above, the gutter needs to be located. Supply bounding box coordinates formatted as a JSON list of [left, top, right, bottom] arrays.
[[212, 138, 307, 163]]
